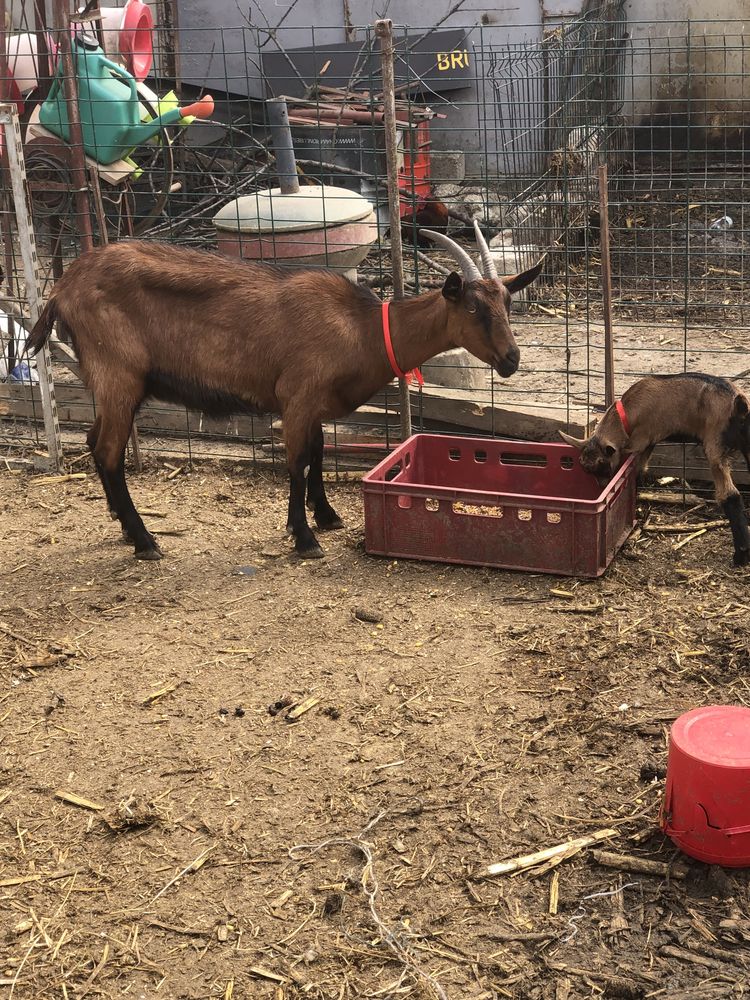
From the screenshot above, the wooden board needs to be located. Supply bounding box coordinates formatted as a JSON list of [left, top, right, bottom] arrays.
[[2, 380, 594, 444], [394, 384, 595, 440], [0, 383, 274, 440], [649, 442, 750, 489]]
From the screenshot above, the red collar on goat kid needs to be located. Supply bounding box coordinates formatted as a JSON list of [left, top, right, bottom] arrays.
[[559, 373, 750, 567], [27, 230, 543, 562]]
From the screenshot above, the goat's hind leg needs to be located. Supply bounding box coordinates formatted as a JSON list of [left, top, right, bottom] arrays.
[[87, 416, 119, 524], [306, 423, 343, 530], [93, 405, 162, 560], [707, 450, 750, 566]]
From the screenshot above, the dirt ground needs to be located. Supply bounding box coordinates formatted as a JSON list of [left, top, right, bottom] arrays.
[[2, 462, 750, 1000]]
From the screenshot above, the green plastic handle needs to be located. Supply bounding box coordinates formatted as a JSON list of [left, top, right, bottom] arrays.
[[95, 53, 139, 103]]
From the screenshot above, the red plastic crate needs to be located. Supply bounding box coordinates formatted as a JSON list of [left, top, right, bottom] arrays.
[[398, 120, 432, 218], [362, 434, 637, 577]]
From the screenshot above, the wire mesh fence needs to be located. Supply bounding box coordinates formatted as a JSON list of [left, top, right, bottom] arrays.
[[1, 3, 749, 487]]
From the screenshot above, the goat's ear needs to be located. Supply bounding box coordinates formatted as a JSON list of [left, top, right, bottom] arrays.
[[559, 430, 587, 450], [441, 272, 464, 302], [503, 257, 545, 295], [734, 395, 749, 418], [604, 444, 617, 457]]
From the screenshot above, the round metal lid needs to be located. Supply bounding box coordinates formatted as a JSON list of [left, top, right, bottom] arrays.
[[212, 185, 374, 234]]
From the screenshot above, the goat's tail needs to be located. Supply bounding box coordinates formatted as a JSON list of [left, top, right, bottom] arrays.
[[27, 299, 58, 355]]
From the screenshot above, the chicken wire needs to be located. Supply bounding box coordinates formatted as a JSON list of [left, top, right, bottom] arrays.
[[0, 4, 748, 488]]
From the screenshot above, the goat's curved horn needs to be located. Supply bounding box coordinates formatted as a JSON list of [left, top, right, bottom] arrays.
[[420, 230, 481, 282], [559, 430, 588, 450], [472, 219, 498, 279]]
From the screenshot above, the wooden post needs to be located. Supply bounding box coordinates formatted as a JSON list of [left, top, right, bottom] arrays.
[[375, 19, 412, 442], [598, 164, 615, 408]]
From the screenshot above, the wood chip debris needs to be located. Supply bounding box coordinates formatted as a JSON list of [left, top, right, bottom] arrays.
[[285, 696, 321, 722], [638, 489, 704, 505], [30, 473, 88, 486], [591, 849, 689, 879], [248, 967, 286, 984], [149, 846, 214, 904], [0, 874, 42, 887], [673, 528, 708, 550], [643, 519, 727, 534], [549, 869, 560, 914], [54, 790, 105, 811], [142, 680, 185, 706]]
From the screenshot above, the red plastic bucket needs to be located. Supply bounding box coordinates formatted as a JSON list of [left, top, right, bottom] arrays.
[[661, 705, 750, 866]]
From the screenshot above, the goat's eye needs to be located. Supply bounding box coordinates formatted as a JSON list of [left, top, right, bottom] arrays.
[[467, 306, 477, 314]]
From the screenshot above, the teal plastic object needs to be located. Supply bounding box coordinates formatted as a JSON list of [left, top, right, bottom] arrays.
[[39, 34, 185, 165]]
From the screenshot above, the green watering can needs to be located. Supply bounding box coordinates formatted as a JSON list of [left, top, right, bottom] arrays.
[[39, 32, 213, 165]]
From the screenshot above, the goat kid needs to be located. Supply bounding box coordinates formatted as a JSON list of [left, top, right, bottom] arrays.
[[29, 224, 542, 560], [560, 373, 750, 566]]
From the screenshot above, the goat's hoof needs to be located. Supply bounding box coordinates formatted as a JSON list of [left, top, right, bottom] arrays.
[[135, 547, 163, 561], [135, 537, 163, 560], [733, 548, 750, 567], [315, 514, 344, 531], [296, 542, 325, 560]]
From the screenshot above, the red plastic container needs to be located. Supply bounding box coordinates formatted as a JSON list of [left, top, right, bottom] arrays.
[[362, 434, 637, 577], [398, 120, 432, 218], [661, 706, 750, 867]]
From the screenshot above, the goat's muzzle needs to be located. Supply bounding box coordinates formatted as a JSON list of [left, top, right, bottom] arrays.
[[582, 458, 615, 486], [494, 345, 520, 378]]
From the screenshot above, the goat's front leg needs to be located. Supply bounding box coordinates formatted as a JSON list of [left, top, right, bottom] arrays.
[[636, 444, 655, 478], [284, 414, 324, 558], [706, 449, 750, 566], [306, 422, 343, 530]]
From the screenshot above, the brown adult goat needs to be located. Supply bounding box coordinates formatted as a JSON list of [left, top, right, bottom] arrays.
[[28, 226, 542, 560], [560, 373, 750, 566]]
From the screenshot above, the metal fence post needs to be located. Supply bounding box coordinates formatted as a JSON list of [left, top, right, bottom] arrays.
[[375, 18, 412, 442], [0, 103, 62, 469], [598, 163, 615, 408]]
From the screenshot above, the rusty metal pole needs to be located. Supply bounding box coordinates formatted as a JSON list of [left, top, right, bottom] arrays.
[[266, 98, 300, 195], [53, 0, 95, 248], [160, 0, 182, 95], [375, 18, 412, 442], [0, 0, 8, 99], [33, 0, 53, 103], [0, 0, 16, 376], [598, 164, 615, 408]]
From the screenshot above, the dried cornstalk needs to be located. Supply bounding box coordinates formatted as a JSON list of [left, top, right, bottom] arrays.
[[487, 828, 618, 876]]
